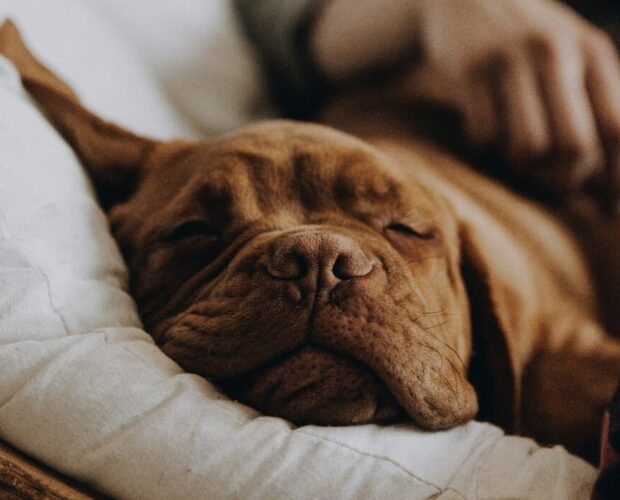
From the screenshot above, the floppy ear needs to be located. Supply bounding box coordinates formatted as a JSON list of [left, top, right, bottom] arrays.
[[460, 226, 521, 433], [0, 20, 157, 206]]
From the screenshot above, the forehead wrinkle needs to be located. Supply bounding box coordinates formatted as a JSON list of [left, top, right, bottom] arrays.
[[292, 151, 337, 213], [230, 169, 264, 221], [199, 159, 263, 222], [236, 151, 294, 216], [333, 155, 406, 216]]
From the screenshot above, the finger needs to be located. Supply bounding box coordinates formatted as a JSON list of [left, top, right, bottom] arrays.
[[584, 32, 620, 214], [496, 51, 551, 173], [400, 64, 461, 107], [462, 70, 499, 149], [534, 35, 603, 191]]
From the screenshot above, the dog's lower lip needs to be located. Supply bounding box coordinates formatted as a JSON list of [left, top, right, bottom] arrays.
[[221, 343, 407, 425]]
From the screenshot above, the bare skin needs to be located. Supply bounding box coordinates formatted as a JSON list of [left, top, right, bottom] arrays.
[[311, 0, 620, 208]]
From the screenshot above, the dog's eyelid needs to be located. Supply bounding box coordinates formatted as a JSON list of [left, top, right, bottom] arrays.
[[163, 219, 220, 243], [386, 221, 436, 240]]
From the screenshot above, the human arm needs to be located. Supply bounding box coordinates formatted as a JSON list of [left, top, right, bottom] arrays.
[[312, 0, 620, 207]]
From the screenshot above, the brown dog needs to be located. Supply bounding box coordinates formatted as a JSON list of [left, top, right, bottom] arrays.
[[2, 20, 619, 462]]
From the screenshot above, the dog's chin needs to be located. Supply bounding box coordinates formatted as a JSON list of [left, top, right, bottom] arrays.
[[221, 345, 404, 425]]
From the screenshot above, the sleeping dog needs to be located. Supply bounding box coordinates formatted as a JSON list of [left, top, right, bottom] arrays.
[[2, 20, 619, 462]]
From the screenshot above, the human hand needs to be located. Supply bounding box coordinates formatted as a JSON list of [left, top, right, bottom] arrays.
[[312, 0, 620, 210]]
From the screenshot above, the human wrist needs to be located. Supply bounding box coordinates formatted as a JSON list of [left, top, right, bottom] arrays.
[[310, 0, 421, 81]]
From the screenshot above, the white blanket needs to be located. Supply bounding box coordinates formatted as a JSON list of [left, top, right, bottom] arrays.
[[0, 1, 597, 498]]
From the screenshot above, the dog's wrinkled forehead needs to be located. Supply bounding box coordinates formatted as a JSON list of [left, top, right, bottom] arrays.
[[142, 122, 425, 224]]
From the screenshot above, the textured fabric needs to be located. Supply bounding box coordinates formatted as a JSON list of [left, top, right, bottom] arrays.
[[0, 2, 600, 498], [0, 0, 274, 139], [233, 0, 325, 117], [93, 0, 275, 134], [0, 1, 199, 140]]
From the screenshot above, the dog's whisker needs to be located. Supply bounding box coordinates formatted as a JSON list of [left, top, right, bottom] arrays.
[[422, 309, 462, 318], [413, 337, 467, 372], [420, 319, 453, 331], [428, 364, 461, 402]]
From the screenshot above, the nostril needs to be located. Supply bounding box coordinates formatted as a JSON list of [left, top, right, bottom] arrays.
[[332, 253, 374, 280], [333, 255, 351, 280], [266, 250, 308, 280], [265, 232, 374, 286]]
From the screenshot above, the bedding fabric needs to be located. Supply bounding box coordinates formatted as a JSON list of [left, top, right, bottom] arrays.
[[0, 1, 599, 498]]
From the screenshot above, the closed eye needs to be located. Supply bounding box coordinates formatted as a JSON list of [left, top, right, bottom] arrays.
[[386, 222, 435, 240], [164, 220, 219, 243]]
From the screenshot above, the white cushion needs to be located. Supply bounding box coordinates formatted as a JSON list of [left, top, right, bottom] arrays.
[[0, 0, 201, 139], [0, 0, 274, 138], [89, 0, 275, 135], [0, 2, 597, 499]]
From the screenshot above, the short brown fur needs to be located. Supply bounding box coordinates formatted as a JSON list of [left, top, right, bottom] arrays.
[[2, 20, 619, 461]]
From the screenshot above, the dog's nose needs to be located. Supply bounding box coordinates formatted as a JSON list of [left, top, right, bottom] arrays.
[[266, 232, 374, 289]]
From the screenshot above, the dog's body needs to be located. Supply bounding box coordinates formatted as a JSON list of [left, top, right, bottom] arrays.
[[2, 20, 619, 462], [326, 100, 620, 459]]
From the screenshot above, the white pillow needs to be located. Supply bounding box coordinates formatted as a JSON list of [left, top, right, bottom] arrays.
[[89, 0, 276, 135], [0, 0, 276, 136], [0, 0, 200, 139], [0, 4, 598, 499]]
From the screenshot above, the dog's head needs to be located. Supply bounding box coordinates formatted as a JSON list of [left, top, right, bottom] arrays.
[[108, 122, 480, 428], [1, 20, 518, 430]]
